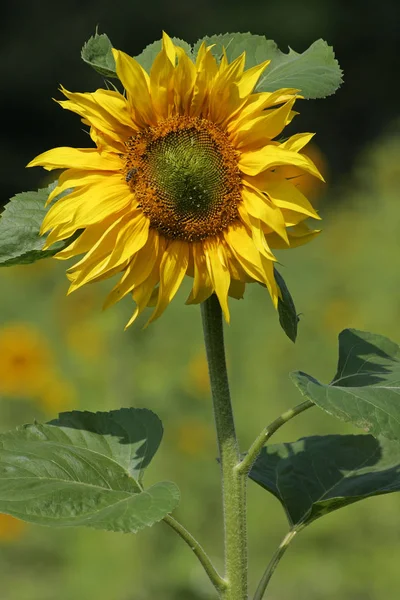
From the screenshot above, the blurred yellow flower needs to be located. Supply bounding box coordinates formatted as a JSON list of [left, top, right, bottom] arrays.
[[323, 298, 362, 333], [38, 375, 75, 414], [0, 514, 26, 542], [0, 322, 74, 414], [187, 352, 210, 395], [65, 322, 105, 361], [29, 33, 322, 327], [174, 418, 213, 457], [0, 323, 54, 397]]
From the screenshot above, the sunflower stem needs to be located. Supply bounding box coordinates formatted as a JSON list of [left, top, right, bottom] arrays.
[[253, 528, 299, 600], [163, 515, 227, 593], [201, 294, 247, 599]]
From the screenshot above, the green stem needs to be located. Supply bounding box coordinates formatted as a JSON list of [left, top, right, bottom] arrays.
[[163, 515, 227, 593], [253, 528, 299, 600], [201, 294, 247, 599], [237, 400, 314, 476]]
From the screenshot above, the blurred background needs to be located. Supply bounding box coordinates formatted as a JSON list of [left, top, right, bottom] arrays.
[[1, 0, 400, 598]]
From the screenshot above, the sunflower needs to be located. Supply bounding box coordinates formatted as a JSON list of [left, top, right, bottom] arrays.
[[28, 33, 322, 326]]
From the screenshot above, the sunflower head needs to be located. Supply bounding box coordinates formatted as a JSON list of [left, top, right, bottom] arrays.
[[28, 32, 323, 327]]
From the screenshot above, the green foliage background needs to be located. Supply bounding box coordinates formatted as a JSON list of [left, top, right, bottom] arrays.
[[0, 127, 400, 599]]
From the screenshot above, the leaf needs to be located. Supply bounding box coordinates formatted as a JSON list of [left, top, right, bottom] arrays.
[[0, 185, 77, 267], [194, 33, 343, 99], [81, 32, 192, 77], [274, 267, 299, 343], [193, 33, 277, 69], [81, 31, 117, 78], [256, 39, 343, 99], [134, 37, 193, 73], [81, 31, 342, 98], [291, 329, 400, 441], [0, 409, 179, 532], [249, 434, 400, 527]]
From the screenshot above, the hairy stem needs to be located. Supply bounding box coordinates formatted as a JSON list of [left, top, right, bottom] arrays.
[[163, 515, 227, 593], [253, 528, 299, 600], [238, 400, 314, 476], [201, 294, 247, 599]]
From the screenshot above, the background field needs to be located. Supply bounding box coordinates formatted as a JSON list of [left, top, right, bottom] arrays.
[[1, 1, 400, 598]]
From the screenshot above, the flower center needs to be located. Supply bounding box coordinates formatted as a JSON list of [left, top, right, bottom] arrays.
[[124, 116, 242, 241]]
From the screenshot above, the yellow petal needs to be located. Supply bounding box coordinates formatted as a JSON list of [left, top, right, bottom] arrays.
[[104, 230, 160, 309], [174, 47, 197, 113], [242, 185, 289, 244], [89, 126, 125, 153], [236, 60, 271, 98], [224, 223, 267, 284], [186, 243, 213, 304], [218, 59, 272, 128], [67, 214, 127, 282], [58, 86, 135, 143], [27, 147, 121, 171], [149, 34, 176, 119], [266, 222, 321, 249], [41, 176, 133, 235], [148, 240, 189, 323], [207, 53, 246, 123], [112, 49, 155, 127], [124, 238, 167, 327], [239, 144, 324, 180], [161, 31, 176, 65], [245, 172, 320, 220], [228, 88, 299, 133], [46, 169, 111, 205], [102, 213, 150, 271], [190, 45, 218, 117], [238, 206, 276, 261], [232, 97, 297, 148], [204, 239, 231, 322], [281, 133, 315, 153], [126, 267, 160, 328], [265, 176, 320, 220], [259, 255, 279, 307], [53, 216, 117, 259]]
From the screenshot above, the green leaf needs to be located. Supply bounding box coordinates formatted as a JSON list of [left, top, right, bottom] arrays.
[[81, 31, 117, 78], [134, 37, 193, 73], [81, 32, 192, 77], [194, 33, 343, 99], [193, 33, 277, 69], [291, 329, 400, 441], [249, 434, 400, 527], [0, 409, 179, 532], [81, 31, 341, 98], [256, 39, 343, 99], [274, 268, 299, 343], [0, 185, 76, 267]]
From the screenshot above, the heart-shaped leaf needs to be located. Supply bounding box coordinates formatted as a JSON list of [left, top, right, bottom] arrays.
[[194, 33, 342, 99], [249, 434, 400, 527], [291, 329, 400, 440], [0, 409, 179, 532], [0, 184, 76, 267], [81, 32, 117, 78]]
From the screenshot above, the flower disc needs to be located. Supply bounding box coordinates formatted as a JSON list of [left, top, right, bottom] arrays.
[[125, 116, 242, 242]]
